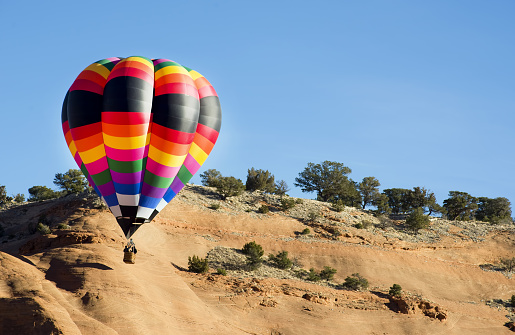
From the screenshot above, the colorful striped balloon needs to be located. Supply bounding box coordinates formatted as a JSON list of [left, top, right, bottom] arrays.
[[61, 57, 222, 238]]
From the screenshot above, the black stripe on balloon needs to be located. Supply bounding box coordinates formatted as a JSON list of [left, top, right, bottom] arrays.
[[148, 209, 159, 222], [151, 94, 200, 133], [61, 91, 69, 124], [103, 77, 154, 113], [198, 96, 222, 132], [67, 90, 103, 128], [119, 205, 138, 218]]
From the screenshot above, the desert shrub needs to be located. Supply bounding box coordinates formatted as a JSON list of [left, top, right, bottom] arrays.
[[209, 203, 220, 210], [245, 168, 275, 193], [319, 266, 337, 281], [307, 211, 320, 222], [37, 223, 51, 235], [13, 193, 25, 203], [332, 228, 341, 238], [511, 295, 515, 307], [57, 223, 71, 230], [333, 199, 345, 212], [406, 207, 430, 232], [28, 186, 59, 201], [295, 198, 303, 204], [295, 269, 309, 279], [258, 205, 269, 214], [342, 273, 369, 291], [307, 268, 321, 282], [217, 268, 227, 276], [354, 220, 372, 229], [242, 241, 264, 270], [268, 251, 293, 270], [389, 284, 402, 297], [200, 169, 222, 187], [215, 176, 245, 200], [274, 180, 290, 197], [53, 169, 88, 195], [301, 228, 310, 235], [500, 257, 515, 272], [280, 197, 296, 211], [188, 255, 209, 273]]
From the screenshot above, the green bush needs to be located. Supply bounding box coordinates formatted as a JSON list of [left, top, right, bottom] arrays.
[[215, 176, 245, 200], [13, 193, 25, 203], [332, 199, 345, 212], [188, 255, 209, 273], [37, 223, 51, 235], [217, 268, 227, 276], [295, 198, 303, 204], [319, 266, 337, 281], [258, 205, 269, 214], [209, 203, 221, 210], [500, 257, 515, 272], [406, 207, 430, 232], [57, 223, 71, 230], [242, 241, 264, 270], [389, 284, 402, 297], [246, 168, 275, 193], [307, 211, 320, 222], [307, 268, 321, 282], [268, 251, 293, 270], [342, 273, 369, 291], [354, 220, 372, 229], [280, 197, 296, 211], [301, 228, 310, 235]]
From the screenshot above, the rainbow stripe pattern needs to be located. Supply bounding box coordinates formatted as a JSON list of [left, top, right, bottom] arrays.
[[62, 57, 221, 237]]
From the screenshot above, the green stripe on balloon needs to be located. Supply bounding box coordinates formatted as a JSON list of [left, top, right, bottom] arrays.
[[107, 158, 145, 173]]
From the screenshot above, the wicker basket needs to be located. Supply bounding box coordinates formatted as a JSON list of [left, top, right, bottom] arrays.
[[123, 251, 136, 264]]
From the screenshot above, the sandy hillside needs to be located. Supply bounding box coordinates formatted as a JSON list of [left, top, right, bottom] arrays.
[[0, 185, 514, 334]]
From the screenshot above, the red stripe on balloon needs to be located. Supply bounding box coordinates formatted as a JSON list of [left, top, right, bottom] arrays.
[[196, 123, 219, 144], [70, 122, 102, 140], [69, 79, 104, 95], [151, 123, 195, 144], [154, 83, 199, 99], [102, 112, 150, 125]]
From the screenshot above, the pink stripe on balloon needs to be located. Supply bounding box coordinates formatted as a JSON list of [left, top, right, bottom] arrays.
[[182, 154, 201, 174], [146, 159, 180, 178], [97, 182, 116, 195], [198, 85, 217, 98], [111, 170, 143, 184], [74, 152, 83, 167], [153, 59, 173, 65], [105, 146, 147, 162], [85, 157, 109, 175], [69, 79, 103, 94], [141, 183, 168, 198]]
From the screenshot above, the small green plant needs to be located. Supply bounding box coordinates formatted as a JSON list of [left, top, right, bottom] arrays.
[[389, 284, 402, 297], [280, 197, 296, 211], [188, 255, 209, 273], [57, 223, 71, 230], [301, 228, 310, 235], [295, 198, 303, 204], [406, 207, 430, 232], [307, 268, 321, 282], [354, 220, 372, 229], [500, 257, 515, 272], [209, 203, 221, 210], [295, 269, 309, 279], [258, 205, 269, 213], [13, 193, 25, 203], [36, 223, 51, 235], [307, 211, 320, 222], [268, 251, 293, 270], [217, 268, 227, 276], [319, 266, 337, 281], [342, 273, 369, 291], [332, 199, 345, 212], [242, 241, 264, 270]]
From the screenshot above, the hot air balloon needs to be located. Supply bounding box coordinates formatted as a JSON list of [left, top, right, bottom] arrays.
[[61, 57, 221, 261]]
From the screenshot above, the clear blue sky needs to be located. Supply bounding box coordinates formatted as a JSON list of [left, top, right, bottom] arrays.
[[1, 0, 514, 208]]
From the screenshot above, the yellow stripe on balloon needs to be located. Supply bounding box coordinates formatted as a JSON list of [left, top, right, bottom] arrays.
[[103, 133, 147, 150], [84, 63, 111, 79], [80, 144, 106, 164], [68, 141, 77, 156], [125, 56, 153, 69], [148, 145, 187, 167], [188, 70, 203, 81], [155, 66, 190, 80], [188, 142, 208, 165]]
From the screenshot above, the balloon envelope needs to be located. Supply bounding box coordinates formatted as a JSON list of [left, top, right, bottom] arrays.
[[62, 57, 221, 237]]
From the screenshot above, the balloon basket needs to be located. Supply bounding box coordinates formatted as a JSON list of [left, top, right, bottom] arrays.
[[123, 251, 136, 264]]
